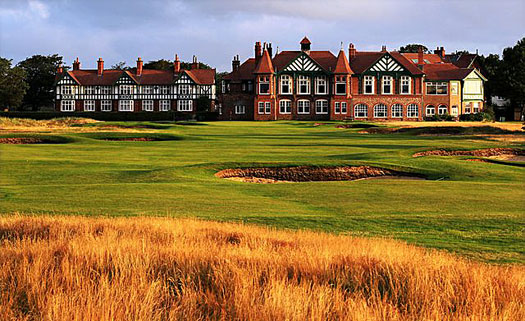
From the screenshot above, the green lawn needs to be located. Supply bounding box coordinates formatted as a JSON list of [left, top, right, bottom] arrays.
[[1, 121, 524, 263]]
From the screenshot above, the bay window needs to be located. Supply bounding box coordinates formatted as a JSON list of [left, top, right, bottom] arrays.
[[335, 76, 346, 95], [259, 76, 270, 95]]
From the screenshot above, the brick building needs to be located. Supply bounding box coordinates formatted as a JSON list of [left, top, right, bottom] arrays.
[[218, 38, 486, 121], [55, 56, 216, 114]]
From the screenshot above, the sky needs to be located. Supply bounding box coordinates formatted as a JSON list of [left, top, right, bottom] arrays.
[[0, 0, 524, 72]]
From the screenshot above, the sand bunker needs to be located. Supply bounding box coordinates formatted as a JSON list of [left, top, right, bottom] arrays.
[[215, 166, 423, 183], [413, 148, 525, 158], [0, 137, 45, 144], [101, 137, 158, 141]]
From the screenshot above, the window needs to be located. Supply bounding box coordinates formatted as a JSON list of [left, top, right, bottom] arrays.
[[221, 81, 226, 93], [407, 104, 418, 118], [258, 102, 265, 114], [143, 86, 153, 94], [335, 76, 346, 95], [364, 76, 374, 94], [242, 83, 246, 91], [297, 100, 310, 114], [426, 105, 435, 116], [101, 86, 111, 95], [179, 85, 190, 95], [334, 102, 348, 114], [426, 82, 448, 95], [279, 100, 291, 114], [451, 105, 458, 115], [161, 86, 169, 94], [382, 76, 392, 94], [85, 86, 95, 95], [84, 100, 95, 112], [101, 100, 112, 112], [160, 100, 171, 111], [143, 100, 154, 111], [451, 82, 458, 95], [298, 75, 310, 94], [374, 104, 387, 118], [247, 81, 253, 92], [472, 102, 480, 113], [438, 105, 448, 115], [61, 100, 75, 112], [316, 76, 327, 94], [281, 75, 292, 94], [62, 86, 72, 95], [400, 76, 411, 94], [315, 100, 328, 114], [259, 76, 270, 95], [235, 105, 245, 114], [119, 100, 134, 111], [465, 104, 471, 114], [391, 104, 403, 118], [354, 104, 368, 118], [120, 85, 133, 95], [177, 100, 192, 111]]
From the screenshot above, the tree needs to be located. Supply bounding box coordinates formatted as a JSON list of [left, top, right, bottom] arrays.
[[111, 61, 129, 70], [399, 44, 429, 53], [195, 96, 211, 112], [17, 54, 64, 110], [0, 58, 28, 110], [477, 54, 502, 100], [143, 59, 212, 71], [498, 38, 525, 119]]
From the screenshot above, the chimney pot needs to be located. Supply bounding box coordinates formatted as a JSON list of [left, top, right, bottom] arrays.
[[232, 55, 240, 72], [97, 58, 104, 76], [191, 55, 199, 69], [417, 47, 424, 65], [348, 43, 356, 61], [72, 57, 81, 71], [136, 57, 143, 76], [174, 54, 180, 73], [381, 45, 387, 52]]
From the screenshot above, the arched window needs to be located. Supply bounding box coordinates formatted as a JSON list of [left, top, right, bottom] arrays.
[[407, 104, 419, 118], [426, 105, 435, 116], [297, 100, 310, 114], [315, 100, 328, 114], [438, 105, 448, 115], [279, 100, 291, 114], [391, 104, 403, 118], [354, 104, 368, 118], [374, 104, 387, 118]]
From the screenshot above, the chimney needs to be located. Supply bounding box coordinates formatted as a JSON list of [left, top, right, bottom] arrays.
[[232, 55, 240, 72], [57, 64, 63, 74], [381, 45, 387, 52], [191, 55, 199, 69], [255, 41, 262, 60], [434, 46, 445, 58], [267, 43, 273, 58], [174, 54, 180, 73], [136, 57, 143, 76], [97, 58, 104, 76], [72, 57, 80, 71], [417, 47, 424, 65], [348, 43, 356, 61]]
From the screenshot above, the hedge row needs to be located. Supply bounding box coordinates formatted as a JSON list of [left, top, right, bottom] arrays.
[[0, 111, 219, 122]]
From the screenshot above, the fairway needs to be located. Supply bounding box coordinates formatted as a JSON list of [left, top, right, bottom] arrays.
[[1, 121, 524, 263]]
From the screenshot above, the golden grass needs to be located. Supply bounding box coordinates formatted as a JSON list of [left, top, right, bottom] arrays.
[[0, 117, 145, 133], [388, 120, 524, 131], [0, 215, 523, 321]]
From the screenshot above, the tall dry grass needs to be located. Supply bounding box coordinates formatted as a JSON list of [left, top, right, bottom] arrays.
[[0, 215, 523, 321]]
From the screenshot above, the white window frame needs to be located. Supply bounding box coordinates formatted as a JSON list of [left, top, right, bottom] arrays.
[[61, 100, 75, 112], [297, 75, 310, 95], [258, 102, 265, 114], [120, 85, 133, 95], [426, 82, 448, 95], [391, 104, 403, 118], [85, 86, 95, 95], [335, 102, 341, 114], [335, 76, 346, 95], [143, 100, 154, 112], [118, 100, 134, 112], [62, 86, 72, 95], [354, 104, 368, 118], [221, 81, 226, 94], [265, 102, 271, 114], [374, 104, 388, 118], [472, 102, 480, 113], [364, 76, 374, 94], [341, 102, 347, 114], [451, 105, 458, 116], [84, 100, 95, 112], [161, 86, 169, 94], [143, 86, 153, 94], [382, 76, 393, 95], [234, 105, 246, 114], [400, 76, 411, 94], [279, 100, 291, 114], [297, 100, 310, 114], [438, 105, 448, 115], [316, 76, 328, 95], [280, 75, 292, 94], [407, 104, 419, 118], [101, 86, 112, 95], [179, 85, 190, 95], [177, 100, 191, 112], [315, 100, 328, 114], [101, 100, 112, 112], [259, 76, 270, 95], [426, 105, 436, 116]]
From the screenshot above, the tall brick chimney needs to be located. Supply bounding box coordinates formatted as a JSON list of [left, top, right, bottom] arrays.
[[136, 57, 143, 76], [97, 58, 104, 76], [381, 45, 387, 52], [255, 41, 262, 60], [57, 64, 63, 74], [348, 43, 356, 61], [417, 47, 424, 65], [232, 55, 240, 72], [267, 43, 273, 58], [174, 54, 180, 73], [434, 46, 445, 58], [191, 55, 199, 69], [72, 57, 80, 71]]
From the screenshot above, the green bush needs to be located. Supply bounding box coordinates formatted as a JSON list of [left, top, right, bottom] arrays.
[[424, 113, 454, 121]]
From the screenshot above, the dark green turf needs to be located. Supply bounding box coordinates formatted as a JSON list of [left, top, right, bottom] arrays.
[[1, 121, 524, 263]]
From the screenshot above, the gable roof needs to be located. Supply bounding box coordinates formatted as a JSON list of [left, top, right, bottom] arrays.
[[334, 50, 352, 73], [223, 58, 257, 81], [254, 49, 274, 73], [300, 37, 311, 45], [272, 51, 337, 72], [444, 53, 478, 68], [349, 51, 423, 75], [422, 63, 474, 81], [401, 53, 445, 65]]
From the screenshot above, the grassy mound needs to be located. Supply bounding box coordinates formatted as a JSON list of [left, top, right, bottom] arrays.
[[361, 126, 523, 135], [0, 216, 523, 321], [80, 132, 183, 141]]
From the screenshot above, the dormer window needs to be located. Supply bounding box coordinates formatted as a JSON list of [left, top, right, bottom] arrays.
[[382, 76, 392, 94], [259, 76, 270, 95], [298, 75, 310, 94], [400, 76, 411, 94], [335, 76, 346, 95], [281, 75, 292, 94], [316, 76, 327, 94], [364, 76, 374, 94]]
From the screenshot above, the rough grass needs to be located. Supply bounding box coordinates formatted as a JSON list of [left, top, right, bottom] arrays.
[[0, 215, 523, 321]]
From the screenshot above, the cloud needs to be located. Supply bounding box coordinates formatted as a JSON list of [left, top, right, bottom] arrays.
[[28, 0, 49, 19]]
